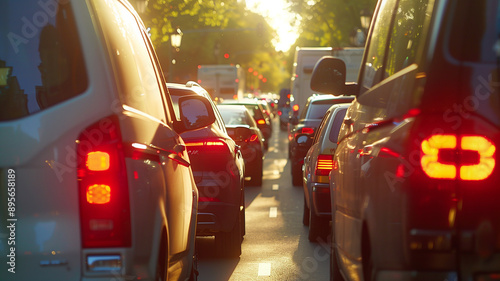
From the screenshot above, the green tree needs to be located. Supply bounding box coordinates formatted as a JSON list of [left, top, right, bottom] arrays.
[[141, 0, 289, 93]]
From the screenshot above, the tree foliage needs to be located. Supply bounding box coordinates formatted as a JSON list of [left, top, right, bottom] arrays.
[[140, 0, 288, 93]]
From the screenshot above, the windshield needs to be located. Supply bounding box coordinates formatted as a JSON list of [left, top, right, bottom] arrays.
[[0, 1, 88, 121]]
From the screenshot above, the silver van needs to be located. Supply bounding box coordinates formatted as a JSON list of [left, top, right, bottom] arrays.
[[0, 1, 215, 280]]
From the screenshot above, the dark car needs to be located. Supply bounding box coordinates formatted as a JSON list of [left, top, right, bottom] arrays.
[[288, 95, 354, 186], [168, 82, 245, 258], [311, 0, 500, 280], [222, 99, 272, 148], [217, 104, 266, 186]]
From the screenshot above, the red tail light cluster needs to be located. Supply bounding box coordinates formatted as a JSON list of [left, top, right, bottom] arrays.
[[421, 134, 495, 181], [185, 139, 229, 153], [315, 154, 334, 176], [77, 115, 131, 248]]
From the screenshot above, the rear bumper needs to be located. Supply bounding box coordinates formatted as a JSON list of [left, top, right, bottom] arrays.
[[196, 202, 240, 234], [311, 183, 331, 216]]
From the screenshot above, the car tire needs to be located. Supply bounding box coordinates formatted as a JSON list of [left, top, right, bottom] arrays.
[[215, 216, 242, 258], [303, 197, 310, 226], [308, 208, 329, 242]]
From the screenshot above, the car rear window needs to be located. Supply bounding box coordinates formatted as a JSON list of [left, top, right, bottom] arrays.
[[0, 1, 88, 121], [449, 0, 500, 63], [306, 100, 337, 119]]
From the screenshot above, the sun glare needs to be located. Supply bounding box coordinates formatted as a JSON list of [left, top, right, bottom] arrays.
[[246, 0, 300, 52]]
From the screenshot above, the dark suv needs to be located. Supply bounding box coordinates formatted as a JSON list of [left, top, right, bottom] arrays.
[[288, 95, 353, 186], [311, 0, 500, 280], [168, 82, 245, 257]]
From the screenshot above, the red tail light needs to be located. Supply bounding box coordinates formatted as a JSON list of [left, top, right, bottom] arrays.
[[293, 104, 299, 112], [278, 111, 282, 116], [421, 134, 495, 181], [77, 115, 131, 248], [315, 154, 333, 176], [245, 134, 259, 143], [185, 139, 229, 153]]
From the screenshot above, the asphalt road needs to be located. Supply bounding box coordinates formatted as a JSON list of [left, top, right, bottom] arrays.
[[197, 117, 330, 281]]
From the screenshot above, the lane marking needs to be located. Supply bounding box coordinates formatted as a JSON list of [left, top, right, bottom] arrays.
[[272, 184, 279, 190], [258, 263, 271, 276], [269, 207, 278, 218]]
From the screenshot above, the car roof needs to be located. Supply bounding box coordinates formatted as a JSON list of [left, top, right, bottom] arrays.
[[308, 94, 351, 102], [216, 104, 249, 112]]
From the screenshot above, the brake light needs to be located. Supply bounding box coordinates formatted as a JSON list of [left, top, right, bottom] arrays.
[[300, 127, 314, 135], [293, 104, 299, 112], [421, 134, 495, 181], [257, 119, 266, 125], [86, 151, 110, 171], [315, 154, 333, 176], [185, 139, 229, 153], [77, 115, 131, 248], [246, 134, 259, 143], [278, 111, 282, 116]]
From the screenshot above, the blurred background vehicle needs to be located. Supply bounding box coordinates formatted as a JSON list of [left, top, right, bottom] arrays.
[[301, 103, 349, 242], [168, 82, 245, 258], [221, 99, 272, 149], [288, 94, 354, 186], [289, 47, 363, 120], [196, 65, 245, 103], [218, 104, 266, 187], [0, 1, 214, 280], [278, 88, 292, 131]]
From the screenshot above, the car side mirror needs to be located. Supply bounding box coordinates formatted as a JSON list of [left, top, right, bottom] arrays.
[[310, 56, 346, 96], [296, 133, 313, 147], [232, 126, 252, 142], [176, 95, 216, 133]]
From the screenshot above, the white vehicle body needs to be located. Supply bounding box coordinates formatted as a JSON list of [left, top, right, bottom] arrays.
[[0, 0, 210, 280], [290, 47, 363, 117], [197, 65, 245, 102]]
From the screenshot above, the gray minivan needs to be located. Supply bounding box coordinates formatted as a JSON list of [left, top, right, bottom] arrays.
[[312, 0, 500, 280], [0, 1, 214, 280]]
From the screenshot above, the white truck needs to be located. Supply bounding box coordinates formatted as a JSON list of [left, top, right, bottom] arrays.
[[197, 64, 245, 102], [290, 47, 364, 117]]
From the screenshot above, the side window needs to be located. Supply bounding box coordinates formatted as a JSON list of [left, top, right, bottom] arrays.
[[106, 2, 166, 121], [384, 0, 431, 78], [361, 0, 398, 89], [329, 108, 347, 143], [313, 110, 331, 144]]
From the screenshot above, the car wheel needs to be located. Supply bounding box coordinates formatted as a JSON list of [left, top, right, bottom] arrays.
[[215, 217, 242, 258], [303, 197, 310, 226], [308, 208, 329, 242]]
